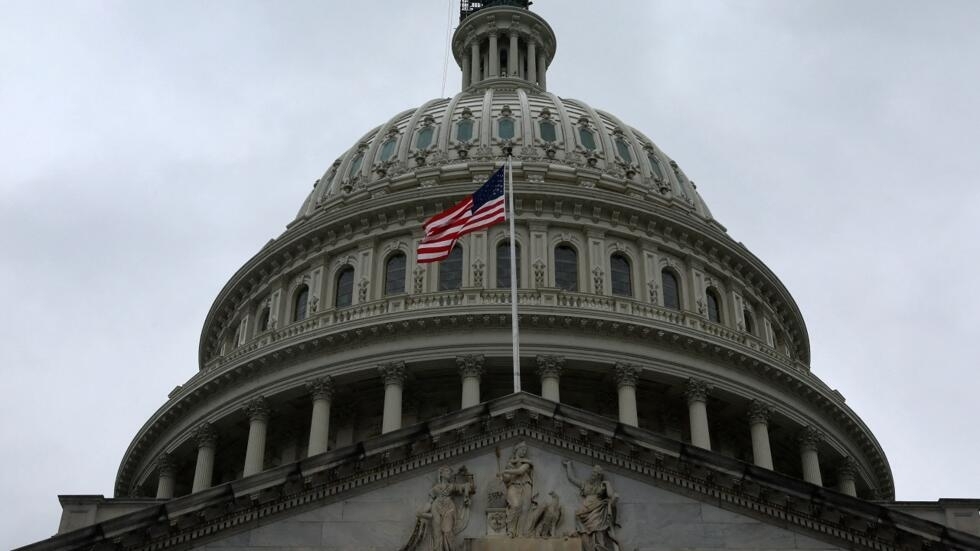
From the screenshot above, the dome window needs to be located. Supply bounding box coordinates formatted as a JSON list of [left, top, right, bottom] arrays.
[[456, 119, 474, 142], [579, 127, 597, 151], [662, 269, 681, 310], [539, 120, 557, 143], [379, 137, 397, 162], [615, 137, 633, 164], [498, 118, 515, 140], [554, 244, 578, 292], [497, 242, 521, 288], [610, 253, 632, 297], [706, 288, 722, 323], [439, 246, 463, 291], [335, 266, 354, 308], [257, 307, 271, 333], [347, 152, 364, 178], [743, 309, 755, 335], [385, 253, 407, 295], [293, 285, 310, 322], [416, 126, 434, 150], [648, 152, 664, 181]]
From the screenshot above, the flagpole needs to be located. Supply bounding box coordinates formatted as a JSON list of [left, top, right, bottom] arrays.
[[507, 155, 521, 393]]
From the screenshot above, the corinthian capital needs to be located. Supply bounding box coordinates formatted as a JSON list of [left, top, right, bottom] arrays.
[[613, 363, 640, 388], [194, 422, 217, 448], [306, 376, 335, 401], [243, 397, 270, 422], [685, 378, 710, 404], [747, 400, 772, 425], [837, 456, 858, 480], [797, 425, 824, 451], [536, 355, 565, 379], [457, 354, 486, 379], [378, 361, 407, 386], [155, 453, 176, 477]]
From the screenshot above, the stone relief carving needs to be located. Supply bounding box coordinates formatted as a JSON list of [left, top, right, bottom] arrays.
[[498, 441, 534, 536], [472, 259, 485, 288], [414, 266, 426, 294], [592, 267, 604, 294], [401, 465, 475, 551], [562, 461, 620, 551], [533, 259, 546, 287], [358, 278, 369, 302]]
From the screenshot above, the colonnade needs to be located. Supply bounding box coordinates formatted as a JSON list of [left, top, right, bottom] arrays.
[[462, 31, 548, 89], [157, 360, 860, 500]]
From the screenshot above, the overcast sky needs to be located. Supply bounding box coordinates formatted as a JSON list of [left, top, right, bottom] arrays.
[[2, 1, 979, 548]]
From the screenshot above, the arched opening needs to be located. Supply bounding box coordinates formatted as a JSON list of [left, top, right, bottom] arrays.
[[662, 269, 681, 310], [554, 244, 578, 292], [335, 266, 354, 308], [385, 253, 407, 295], [293, 285, 309, 322], [496, 242, 521, 288], [706, 288, 722, 323], [439, 245, 463, 291], [610, 253, 632, 297], [743, 309, 755, 335], [257, 307, 271, 333]]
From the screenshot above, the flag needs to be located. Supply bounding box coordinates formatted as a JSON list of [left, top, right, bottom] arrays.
[[417, 166, 506, 263]]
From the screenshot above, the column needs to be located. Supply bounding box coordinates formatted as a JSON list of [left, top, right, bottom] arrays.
[[613, 363, 640, 426], [191, 422, 217, 493], [837, 457, 858, 497], [379, 361, 407, 434], [462, 54, 471, 89], [537, 50, 547, 89], [306, 376, 335, 457], [685, 379, 711, 450], [458, 354, 485, 409], [536, 355, 564, 402], [798, 426, 824, 486], [242, 397, 270, 477], [747, 400, 774, 469], [470, 41, 481, 86], [527, 40, 537, 85], [155, 453, 175, 499], [488, 32, 499, 78], [508, 33, 519, 76]]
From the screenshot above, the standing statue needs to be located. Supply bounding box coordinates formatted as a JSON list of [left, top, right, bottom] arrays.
[[400, 466, 475, 551], [497, 441, 534, 537], [562, 461, 620, 551]]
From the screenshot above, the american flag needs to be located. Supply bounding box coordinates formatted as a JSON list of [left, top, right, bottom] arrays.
[[417, 166, 506, 263]]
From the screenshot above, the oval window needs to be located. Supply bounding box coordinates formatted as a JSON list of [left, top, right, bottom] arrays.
[[379, 138, 397, 162], [615, 138, 633, 164], [457, 119, 474, 142], [416, 127, 434, 150], [579, 127, 596, 151], [540, 120, 556, 143], [499, 118, 515, 140]]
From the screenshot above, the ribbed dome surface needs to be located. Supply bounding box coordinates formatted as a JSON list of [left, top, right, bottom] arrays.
[[295, 88, 714, 223]]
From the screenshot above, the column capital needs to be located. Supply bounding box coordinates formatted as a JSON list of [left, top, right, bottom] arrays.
[[306, 376, 335, 401], [155, 453, 176, 477], [836, 456, 858, 480], [457, 354, 486, 379], [797, 425, 824, 451], [613, 363, 640, 388], [747, 400, 772, 425], [536, 354, 565, 379], [243, 396, 271, 422], [378, 361, 407, 386], [685, 378, 710, 404], [194, 422, 217, 448]]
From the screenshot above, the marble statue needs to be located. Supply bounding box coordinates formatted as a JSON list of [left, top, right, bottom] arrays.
[[401, 466, 475, 551], [528, 490, 563, 537], [562, 461, 620, 551], [498, 441, 534, 537]]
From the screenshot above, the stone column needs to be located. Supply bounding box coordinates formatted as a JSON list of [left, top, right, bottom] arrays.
[[306, 376, 335, 457], [155, 453, 176, 499], [613, 363, 640, 427], [747, 400, 774, 469], [488, 32, 499, 77], [462, 54, 471, 89], [537, 50, 547, 89], [379, 361, 407, 434], [457, 354, 485, 409], [242, 397, 270, 477], [509, 33, 519, 76], [536, 355, 564, 402], [470, 41, 481, 86], [191, 422, 217, 493], [798, 426, 824, 486], [837, 457, 858, 497], [685, 379, 711, 450], [527, 40, 537, 84]]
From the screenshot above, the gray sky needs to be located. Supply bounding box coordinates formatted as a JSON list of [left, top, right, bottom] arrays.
[[2, 1, 979, 548]]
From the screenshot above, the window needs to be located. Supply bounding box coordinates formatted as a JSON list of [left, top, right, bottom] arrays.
[[496, 242, 521, 288], [615, 138, 633, 164], [610, 253, 632, 297], [539, 120, 556, 142], [743, 309, 754, 335], [456, 119, 474, 142], [706, 288, 722, 323], [385, 253, 407, 295], [293, 285, 309, 322], [579, 127, 596, 151], [498, 118, 515, 140], [416, 127, 434, 150], [258, 307, 271, 333], [662, 269, 681, 310], [648, 153, 664, 181], [439, 246, 463, 291], [379, 138, 397, 162], [335, 266, 354, 308], [347, 153, 363, 178], [554, 245, 578, 291]]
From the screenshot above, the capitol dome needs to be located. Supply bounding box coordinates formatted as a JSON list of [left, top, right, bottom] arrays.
[[26, 3, 980, 551]]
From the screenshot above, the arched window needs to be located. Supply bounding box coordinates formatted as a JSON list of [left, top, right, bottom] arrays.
[[706, 288, 722, 323], [439, 246, 463, 291], [539, 120, 557, 142], [648, 152, 664, 181], [385, 253, 407, 295], [610, 253, 632, 297], [498, 118, 515, 140], [379, 137, 397, 162], [615, 138, 633, 164], [258, 307, 271, 333], [743, 309, 754, 335], [554, 244, 578, 292], [416, 127, 434, 150], [496, 242, 521, 288], [456, 119, 474, 142], [662, 269, 681, 310], [579, 127, 597, 151], [335, 266, 354, 308], [347, 153, 363, 178], [293, 285, 309, 322]]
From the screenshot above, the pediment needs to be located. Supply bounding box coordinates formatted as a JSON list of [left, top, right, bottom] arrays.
[[20, 393, 980, 551]]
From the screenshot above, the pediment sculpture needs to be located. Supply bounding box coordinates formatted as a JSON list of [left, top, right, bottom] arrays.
[[400, 465, 475, 551]]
